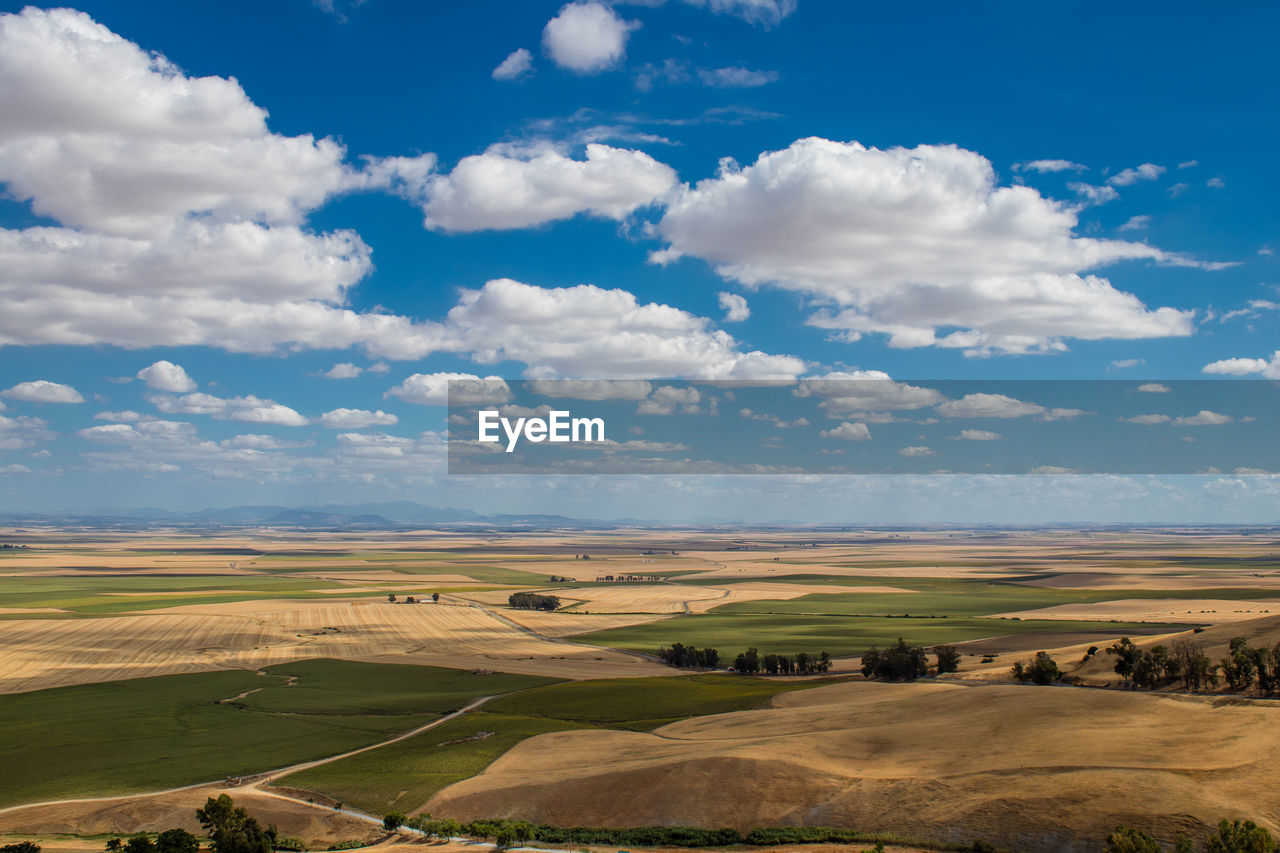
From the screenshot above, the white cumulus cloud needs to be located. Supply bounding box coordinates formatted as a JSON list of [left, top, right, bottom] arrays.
[[150, 392, 308, 426], [543, 2, 638, 74], [406, 143, 677, 232], [718, 292, 750, 322], [136, 360, 196, 392], [653, 138, 1204, 355], [1, 380, 84, 403], [318, 408, 399, 429], [1203, 352, 1280, 378], [820, 421, 872, 441]]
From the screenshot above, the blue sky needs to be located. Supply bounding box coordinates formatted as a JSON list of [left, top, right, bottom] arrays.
[[0, 0, 1277, 520]]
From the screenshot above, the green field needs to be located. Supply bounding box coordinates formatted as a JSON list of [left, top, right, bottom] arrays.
[[0, 575, 345, 615], [277, 673, 836, 814], [0, 660, 554, 807], [576, 612, 1181, 658]]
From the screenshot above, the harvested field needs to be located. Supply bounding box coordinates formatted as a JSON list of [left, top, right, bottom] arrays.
[[495, 608, 671, 637], [0, 600, 664, 693], [993, 598, 1280, 623], [427, 679, 1280, 853]]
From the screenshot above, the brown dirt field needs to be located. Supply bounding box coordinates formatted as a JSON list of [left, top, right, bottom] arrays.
[[0, 784, 380, 848], [993, 598, 1280, 623], [426, 679, 1280, 853], [0, 599, 666, 693]]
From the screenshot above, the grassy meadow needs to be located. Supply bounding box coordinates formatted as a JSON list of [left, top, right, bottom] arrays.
[[0, 659, 554, 807]]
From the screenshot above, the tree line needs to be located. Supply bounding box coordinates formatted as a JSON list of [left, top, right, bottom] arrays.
[[1105, 635, 1280, 694], [860, 639, 961, 681], [656, 643, 833, 674], [508, 592, 560, 611]]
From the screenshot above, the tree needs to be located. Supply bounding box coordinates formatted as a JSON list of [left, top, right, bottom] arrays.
[[197, 794, 276, 853], [123, 837, 155, 853], [387, 593, 397, 603], [1107, 638, 1141, 683], [1104, 826, 1161, 853], [383, 813, 405, 832], [405, 596, 416, 604], [862, 638, 928, 681], [935, 645, 961, 675], [431, 592, 440, 603], [1222, 637, 1258, 692], [105, 841, 123, 853], [1172, 638, 1218, 690], [1206, 819, 1275, 853], [1012, 652, 1061, 685], [155, 830, 199, 853], [734, 647, 760, 674]]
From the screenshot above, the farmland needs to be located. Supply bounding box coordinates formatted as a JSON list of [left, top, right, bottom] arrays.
[[4, 525, 1280, 852]]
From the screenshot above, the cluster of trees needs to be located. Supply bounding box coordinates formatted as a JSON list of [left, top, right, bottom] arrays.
[[92, 797, 302, 853], [659, 643, 720, 669], [547, 575, 571, 583], [1106, 636, 1280, 693], [1011, 652, 1063, 685], [733, 647, 832, 675], [103, 832, 199, 853], [507, 592, 560, 611], [1106, 818, 1275, 852], [196, 794, 281, 853], [385, 593, 439, 604], [594, 575, 668, 582], [3, 844, 41, 853], [860, 639, 960, 681]]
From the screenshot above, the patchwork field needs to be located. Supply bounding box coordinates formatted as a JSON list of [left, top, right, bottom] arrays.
[[3, 525, 1280, 852]]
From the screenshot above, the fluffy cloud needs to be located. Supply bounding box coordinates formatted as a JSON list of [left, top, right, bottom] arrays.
[[492, 48, 534, 81], [407, 143, 676, 232], [0, 7, 448, 357], [1119, 410, 1234, 426], [1, 380, 84, 403], [654, 138, 1204, 355], [324, 363, 363, 379], [150, 392, 309, 426], [1137, 383, 1170, 393], [1107, 163, 1166, 186], [1203, 352, 1280, 379], [955, 429, 1002, 441], [935, 393, 1084, 420], [0, 414, 54, 449], [136, 360, 196, 392], [432, 278, 805, 379], [820, 421, 872, 441], [718, 292, 750, 322], [386, 373, 512, 406], [543, 2, 637, 73], [318, 408, 399, 429]]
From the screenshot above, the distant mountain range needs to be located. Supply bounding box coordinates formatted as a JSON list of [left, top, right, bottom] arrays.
[[0, 501, 598, 530]]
